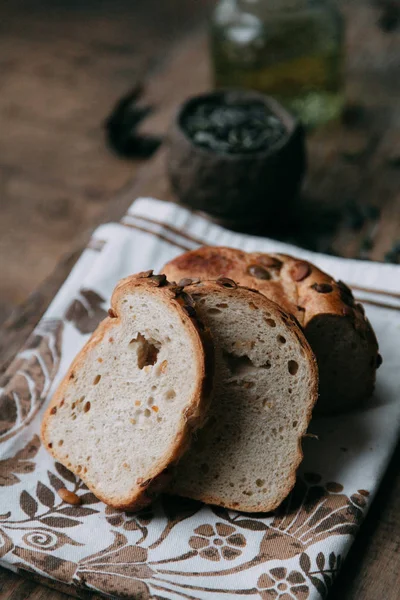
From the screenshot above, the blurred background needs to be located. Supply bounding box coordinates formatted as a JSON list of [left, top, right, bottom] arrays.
[[0, 0, 399, 328]]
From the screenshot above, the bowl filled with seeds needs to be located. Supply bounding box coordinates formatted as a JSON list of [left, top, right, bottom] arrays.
[[166, 89, 306, 231]]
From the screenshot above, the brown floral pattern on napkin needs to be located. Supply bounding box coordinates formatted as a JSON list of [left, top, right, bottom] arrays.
[[65, 289, 107, 335], [0, 448, 369, 600], [0, 320, 63, 443]]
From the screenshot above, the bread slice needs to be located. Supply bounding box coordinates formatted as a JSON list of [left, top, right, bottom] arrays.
[[41, 272, 214, 510], [163, 247, 380, 413], [169, 280, 318, 512]]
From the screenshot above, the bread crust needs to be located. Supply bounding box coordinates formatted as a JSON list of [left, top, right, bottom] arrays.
[[163, 247, 379, 414], [169, 281, 319, 512], [41, 273, 214, 510]]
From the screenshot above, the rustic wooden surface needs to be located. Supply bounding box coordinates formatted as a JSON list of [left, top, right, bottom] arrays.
[[0, 0, 214, 326], [1, 0, 400, 599]]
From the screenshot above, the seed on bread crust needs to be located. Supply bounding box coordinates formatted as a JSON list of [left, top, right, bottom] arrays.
[[58, 488, 81, 505], [258, 256, 283, 270], [311, 283, 333, 294], [216, 277, 237, 288], [137, 270, 153, 278], [178, 277, 195, 287], [108, 308, 117, 318], [179, 292, 196, 307], [50, 406, 57, 415], [247, 265, 271, 280], [149, 274, 167, 287], [290, 261, 311, 282]]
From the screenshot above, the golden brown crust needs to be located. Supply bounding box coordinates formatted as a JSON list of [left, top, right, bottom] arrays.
[[170, 281, 319, 513], [41, 272, 214, 511], [163, 247, 379, 414]]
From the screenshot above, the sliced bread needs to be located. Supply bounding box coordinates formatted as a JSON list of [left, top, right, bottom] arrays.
[[41, 272, 214, 510], [163, 247, 380, 413], [169, 280, 318, 512]]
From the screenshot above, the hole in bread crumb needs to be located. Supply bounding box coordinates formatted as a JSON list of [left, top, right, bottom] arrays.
[[84, 402, 91, 413], [243, 490, 253, 496], [77, 465, 82, 473], [292, 420, 298, 428], [157, 416, 163, 423], [288, 360, 299, 375], [135, 400, 141, 407], [265, 318, 276, 327], [144, 409, 151, 417], [216, 303, 228, 308], [58, 440, 64, 446], [256, 479, 265, 487], [279, 426, 284, 432], [97, 357, 103, 363], [71, 414, 77, 421], [87, 456, 91, 461], [207, 307, 221, 314], [147, 397, 154, 406], [93, 375, 101, 385], [230, 482, 235, 487], [151, 385, 157, 391], [130, 418, 136, 425], [223, 351, 257, 376], [277, 335, 286, 344], [48, 443, 53, 449], [249, 302, 259, 310], [130, 333, 160, 369], [288, 388, 292, 394], [165, 389, 176, 400]]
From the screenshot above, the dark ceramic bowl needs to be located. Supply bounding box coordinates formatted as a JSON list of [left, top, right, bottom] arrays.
[[166, 89, 306, 229]]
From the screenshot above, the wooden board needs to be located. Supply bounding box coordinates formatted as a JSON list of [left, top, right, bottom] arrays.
[[1, 0, 400, 598]]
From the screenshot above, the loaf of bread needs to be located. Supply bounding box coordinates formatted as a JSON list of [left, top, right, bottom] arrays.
[[163, 247, 380, 413], [169, 279, 318, 512], [41, 272, 213, 510]]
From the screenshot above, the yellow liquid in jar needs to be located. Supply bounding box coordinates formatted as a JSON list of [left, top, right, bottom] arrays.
[[210, 2, 344, 127]]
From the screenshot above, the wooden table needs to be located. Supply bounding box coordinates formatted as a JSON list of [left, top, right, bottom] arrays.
[[1, 1, 400, 598]]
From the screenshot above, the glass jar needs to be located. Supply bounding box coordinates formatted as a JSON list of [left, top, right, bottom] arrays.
[[209, 0, 345, 128]]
